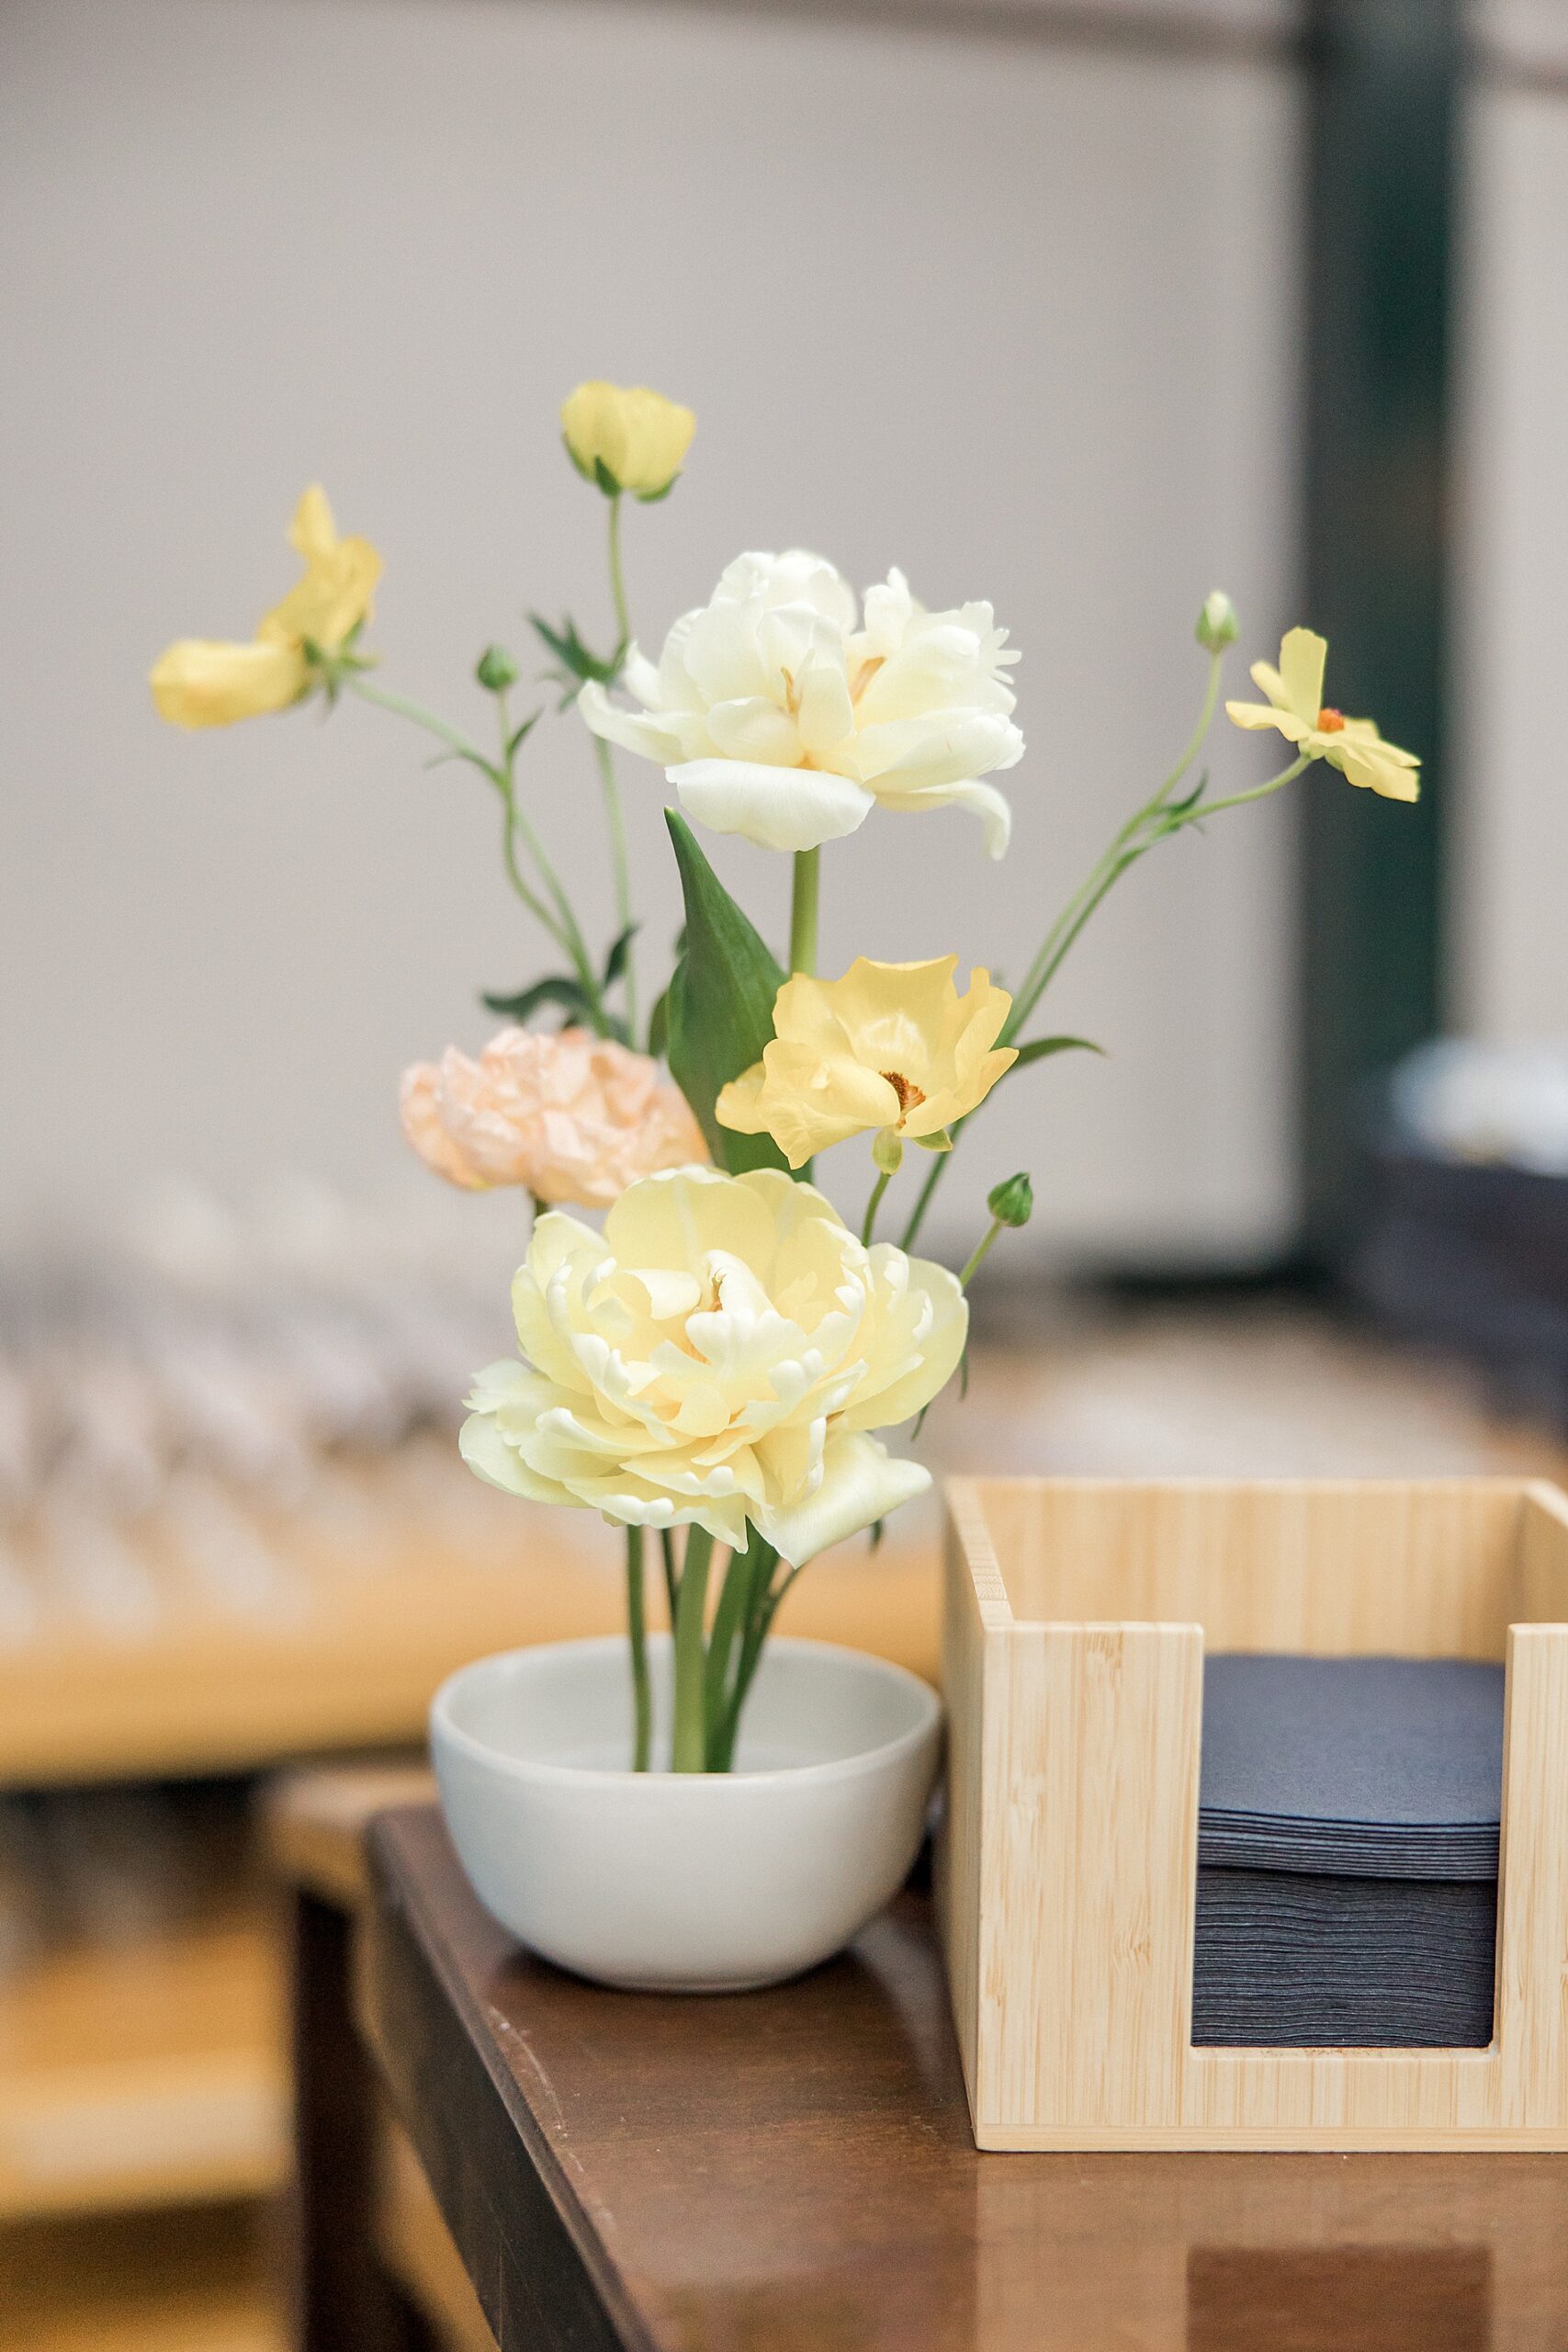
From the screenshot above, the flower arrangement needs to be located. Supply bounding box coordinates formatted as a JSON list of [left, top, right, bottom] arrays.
[[152, 385, 1418, 1777]]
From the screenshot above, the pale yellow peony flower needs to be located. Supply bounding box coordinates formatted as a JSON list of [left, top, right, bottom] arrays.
[[150, 486, 381, 729], [459, 1166, 965, 1562], [1225, 627, 1420, 802], [560, 380, 695, 501], [400, 1026, 708, 1209], [716, 957, 1017, 1170]]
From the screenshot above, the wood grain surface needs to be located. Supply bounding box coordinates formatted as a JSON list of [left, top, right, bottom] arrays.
[[361, 1805, 1568, 2352]]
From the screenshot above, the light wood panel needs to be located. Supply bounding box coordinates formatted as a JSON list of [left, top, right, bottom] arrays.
[[0, 1916, 285, 2220], [942, 1474, 1568, 2150]]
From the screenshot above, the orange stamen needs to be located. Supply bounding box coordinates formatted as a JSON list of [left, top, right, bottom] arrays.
[[882, 1070, 926, 1124], [1316, 707, 1346, 733]]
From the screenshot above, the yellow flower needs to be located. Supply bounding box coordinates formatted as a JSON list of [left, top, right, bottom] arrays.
[[150, 487, 380, 729], [460, 1166, 965, 1563], [560, 380, 694, 500], [1225, 627, 1420, 802], [716, 956, 1017, 1170]]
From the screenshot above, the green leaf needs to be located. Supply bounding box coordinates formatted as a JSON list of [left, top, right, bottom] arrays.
[[1009, 1034, 1105, 1071], [662, 812, 788, 1174], [528, 612, 620, 692], [603, 923, 638, 989], [481, 973, 630, 1044], [507, 709, 541, 760], [646, 984, 670, 1062]]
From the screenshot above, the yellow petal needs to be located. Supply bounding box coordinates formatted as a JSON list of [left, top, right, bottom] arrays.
[[149, 637, 306, 728], [288, 484, 338, 563], [1278, 628, 1328, 723], [1324, 733, 1422, 802], [1227, 699, 1303, 740]]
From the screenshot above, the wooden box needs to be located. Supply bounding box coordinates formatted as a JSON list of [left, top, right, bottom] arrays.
[[937, 1476, 1568, 2151]]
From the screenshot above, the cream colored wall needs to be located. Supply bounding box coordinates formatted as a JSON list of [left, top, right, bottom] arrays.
[[1459, 17, 1568, 1046], [0, 0, 1301, 1267]]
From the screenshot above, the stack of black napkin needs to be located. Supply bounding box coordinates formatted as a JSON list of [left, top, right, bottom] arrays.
[[1191, 1656, 1504, 2048]]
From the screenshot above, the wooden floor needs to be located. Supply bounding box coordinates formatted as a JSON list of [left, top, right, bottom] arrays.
[[5, 1301, 1566, 2346]]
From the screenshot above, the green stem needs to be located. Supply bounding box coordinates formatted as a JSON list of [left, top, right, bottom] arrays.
[[671, 1524, 714, 1773], [607, 492, 632, 653], [789, 846, 820, 977], [660, 1528, 678, 1625], [899, 1149, 947, 1251], [625, 1526, 650, 1773], [592, 732, 637, 1040], [898, 752, 1313, 1253], [342, 673, 479, 758], [958, 1216, 1004, 1290], [598, 495, 638, 1039], [709, 1541, 785, 1772], [861, 1169, 891, 1249], [344, 672, 611, 1026], [703, 1538, 757, 1764]]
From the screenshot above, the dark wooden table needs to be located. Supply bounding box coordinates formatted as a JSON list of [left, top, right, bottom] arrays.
[[344, 1806, 1568, 2351]]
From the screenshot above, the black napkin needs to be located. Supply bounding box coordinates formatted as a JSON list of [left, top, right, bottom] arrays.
[[1190, 1655, 1503, 2048]]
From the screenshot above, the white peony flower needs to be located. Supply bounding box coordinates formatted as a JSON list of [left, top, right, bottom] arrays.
[[578, 550, 1023, 857], [459, 1165, 966, 1565]]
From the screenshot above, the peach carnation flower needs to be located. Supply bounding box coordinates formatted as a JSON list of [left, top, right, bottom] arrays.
[[400, 1027, 707, 1208]]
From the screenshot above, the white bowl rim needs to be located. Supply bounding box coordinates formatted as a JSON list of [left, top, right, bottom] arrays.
[[430, 1633, 942, 1792]]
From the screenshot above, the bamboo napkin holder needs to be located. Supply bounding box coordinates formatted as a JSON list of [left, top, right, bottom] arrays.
[[937, 1476, 1568, 2151]]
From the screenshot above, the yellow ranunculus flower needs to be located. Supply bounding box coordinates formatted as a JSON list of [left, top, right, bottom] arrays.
[[1225, 627, 1420, 802], [560, 380, 694, 501], [150, 486, 381, 729], [716, 956, 1017, 1170]]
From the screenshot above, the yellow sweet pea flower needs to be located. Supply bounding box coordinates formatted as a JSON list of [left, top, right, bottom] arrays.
[[716, 956, 1017, 1170], [150, 486, 381, 729], [1225, 627, 1420, 802], [560, 380, 694, 500]]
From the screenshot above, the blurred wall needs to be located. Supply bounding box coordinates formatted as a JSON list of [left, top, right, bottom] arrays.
[[1459, 4, 1568, 1045], [0, 0, 1302, 1268]]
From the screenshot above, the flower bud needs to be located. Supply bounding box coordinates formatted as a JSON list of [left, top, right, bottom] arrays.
[[987, 1171, 1033, 1228], [560, 381, 695, 501], [1196, 591, 1239, 652], [475, 644, 520, 692]]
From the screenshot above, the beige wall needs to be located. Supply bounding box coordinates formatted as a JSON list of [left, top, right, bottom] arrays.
[[0, 0, 1302, 1267], [1459, 18, 1568, 1046]]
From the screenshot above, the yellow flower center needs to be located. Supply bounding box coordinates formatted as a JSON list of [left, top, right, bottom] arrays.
[[1316, 707, 1347, 733], [882, 1070, 926, 1125]]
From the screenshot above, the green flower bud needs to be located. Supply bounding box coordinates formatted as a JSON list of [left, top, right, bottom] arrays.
[[475, 644, 521, 693], [987, 1171, 1033, 1229], [1196, 591, 1239, 653]]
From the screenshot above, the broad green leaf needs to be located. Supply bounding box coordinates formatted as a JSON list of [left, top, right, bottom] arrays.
[[1009, 1034, 1104, 1071], [663, 812, 788, 1174]]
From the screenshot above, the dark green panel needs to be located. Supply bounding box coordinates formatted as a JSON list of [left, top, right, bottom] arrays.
[[1300, 0, 1462, 1261]]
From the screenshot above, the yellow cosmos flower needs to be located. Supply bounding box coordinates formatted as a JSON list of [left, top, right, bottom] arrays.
[[560, 380, 694, 500], [716, 956, 1017, 1170], [150, 486, 381, 729], [1225, 627, 1420, 802]]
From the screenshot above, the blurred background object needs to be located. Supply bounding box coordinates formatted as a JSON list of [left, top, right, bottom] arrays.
[[7, 0, 1568, 2343]]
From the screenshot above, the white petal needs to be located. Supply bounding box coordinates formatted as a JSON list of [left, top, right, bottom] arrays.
[[578, 681, 690, 766], [670, 760, 874, 854], [873, 775, 1014, 858], [756, 1432, 930, 1565]]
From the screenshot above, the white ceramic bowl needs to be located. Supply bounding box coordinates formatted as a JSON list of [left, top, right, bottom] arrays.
[[430, 1634, 942, 1991]]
